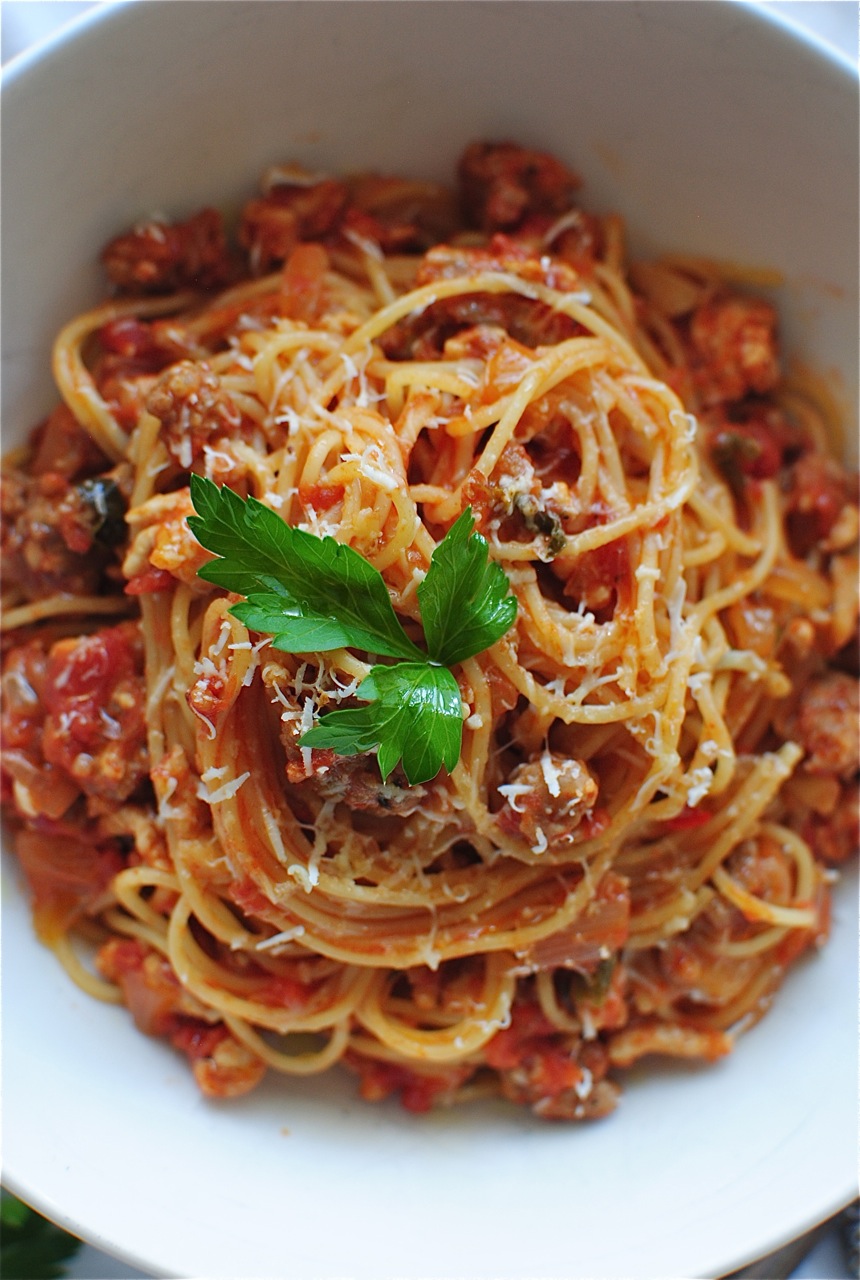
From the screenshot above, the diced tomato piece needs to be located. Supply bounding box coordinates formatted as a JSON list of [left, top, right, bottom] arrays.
[[125, 566, 175, 595], [666, 806, 711, 831], [298, 481, 345, 513]]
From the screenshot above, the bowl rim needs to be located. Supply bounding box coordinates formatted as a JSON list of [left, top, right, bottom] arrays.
[[2, 0, 858, 87], [745, 0, 859, 75], [1, 3, 857, 1279]]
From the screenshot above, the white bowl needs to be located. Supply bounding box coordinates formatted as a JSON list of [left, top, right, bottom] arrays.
[[2, 4, 857, 1278]]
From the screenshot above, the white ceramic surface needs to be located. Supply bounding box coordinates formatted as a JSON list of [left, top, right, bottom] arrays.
[[2, 4, 858, 1278]]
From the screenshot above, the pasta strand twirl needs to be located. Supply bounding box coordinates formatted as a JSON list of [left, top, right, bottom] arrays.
[[2, 142, 856, 1121]]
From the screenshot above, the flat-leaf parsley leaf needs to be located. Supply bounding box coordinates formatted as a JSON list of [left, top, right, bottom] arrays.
[[301, 662, 463, 785], [417, 507, 519, 667], [189, 477, 517, 784], [188, 475, 422, 661]]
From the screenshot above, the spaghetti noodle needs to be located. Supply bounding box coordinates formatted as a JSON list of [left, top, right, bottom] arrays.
[[2, 142, 857, 1119]]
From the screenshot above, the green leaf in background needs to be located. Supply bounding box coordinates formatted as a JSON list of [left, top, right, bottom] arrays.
[[0, 1191, 82, 1280]]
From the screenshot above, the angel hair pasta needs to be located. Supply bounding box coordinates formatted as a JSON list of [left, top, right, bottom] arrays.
[[2, 142, 857, 1120]]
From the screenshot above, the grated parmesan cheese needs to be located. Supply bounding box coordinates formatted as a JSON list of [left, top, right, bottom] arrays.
[[255, 926, 306, 952], [498, 781, 531, 813], [685, 766, 714, 807], [341, 444, 401, 492], [669, 407, 699, 442], [342, 226, 384, 261], [211, 620, 232, 657], [155, 773, 183, 823], [299, 696, 316, 776], [574, 1066, 594, 1100], [287, 863, 318, 892], [539, 751, 562, 798], [197, 770, 251, 805]]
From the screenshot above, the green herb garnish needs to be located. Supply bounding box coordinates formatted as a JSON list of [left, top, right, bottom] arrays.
[[710, 428, 761, 498], [188, 475, 517, 784], [512, 492, 567, 557], [0, 1192, 82, 1280]]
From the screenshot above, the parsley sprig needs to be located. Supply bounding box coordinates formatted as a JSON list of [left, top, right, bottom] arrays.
[[188, 475, 517, 784]]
